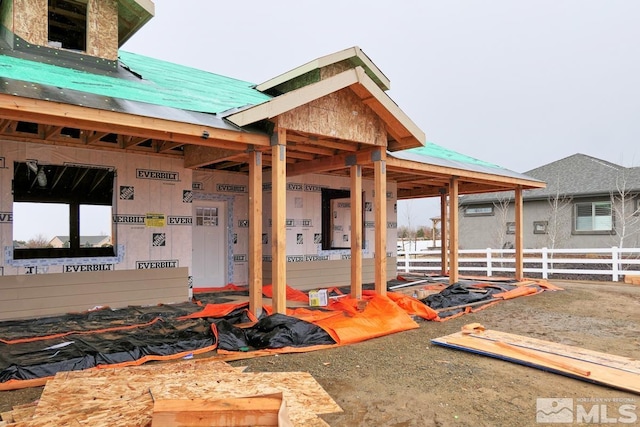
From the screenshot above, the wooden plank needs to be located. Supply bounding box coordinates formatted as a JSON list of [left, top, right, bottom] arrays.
[[249, 149, 263, 316], [271, 129, 288, 314], [432, 330, 640, 394], [151, 393, 286, 427]]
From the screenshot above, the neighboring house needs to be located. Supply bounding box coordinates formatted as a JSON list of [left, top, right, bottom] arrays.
[[50, 236, 112, 248], [459, 154, 640, 249], [0, 1, 543, 320]]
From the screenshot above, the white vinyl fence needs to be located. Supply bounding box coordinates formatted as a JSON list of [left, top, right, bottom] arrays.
[[396, 247, 640, 282]]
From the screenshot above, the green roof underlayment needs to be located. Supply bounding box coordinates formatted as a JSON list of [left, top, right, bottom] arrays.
[[0, 50, 271, 114], [405, 143, 503, 169]]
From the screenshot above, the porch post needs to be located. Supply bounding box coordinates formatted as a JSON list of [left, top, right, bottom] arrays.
[[350, 164, 363, 299], [271, 129, 287, 314], [440, 190, 448, 276], [374, 148, 387, 295], [449, 177, 459, 284], [248, 148, 263, 316], [514, 185, 524, 280]]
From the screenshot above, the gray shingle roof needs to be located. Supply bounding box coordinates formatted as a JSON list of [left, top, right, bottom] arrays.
[[460, 153, 640, 204]]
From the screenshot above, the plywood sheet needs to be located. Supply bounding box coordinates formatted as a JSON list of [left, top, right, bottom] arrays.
[[432, 329, 640, 394], [12, 358, 340, 427]]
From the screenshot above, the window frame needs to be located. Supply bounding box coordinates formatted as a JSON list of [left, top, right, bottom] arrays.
[[463, 205, 494, 217], [12, 161, 116, 259], [572, 200, 614, 235], [533, 220, 548, 235], [48, 0, 88, 52]]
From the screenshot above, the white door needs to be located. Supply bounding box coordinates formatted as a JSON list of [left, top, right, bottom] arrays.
[[192, 202, 227, 288]]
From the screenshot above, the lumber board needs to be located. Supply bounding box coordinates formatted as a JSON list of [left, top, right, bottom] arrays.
[[151, 393, 289, 427], [12, 358, 340, 427], [432, 330, 640, 394]]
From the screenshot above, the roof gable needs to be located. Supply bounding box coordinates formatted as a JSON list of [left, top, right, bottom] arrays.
[[256, 46, 390, 94]]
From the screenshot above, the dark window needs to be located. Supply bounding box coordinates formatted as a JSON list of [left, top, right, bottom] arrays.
[[48, 0, 87, 52], [321, 188, 354, 250], [12, 162, 115, 259]]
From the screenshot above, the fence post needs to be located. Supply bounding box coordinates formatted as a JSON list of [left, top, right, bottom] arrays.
[[612, 246, 619, 282], [486, 248, 492, 277], [541, 247, 548, 279], [403, 250, 410, 273]]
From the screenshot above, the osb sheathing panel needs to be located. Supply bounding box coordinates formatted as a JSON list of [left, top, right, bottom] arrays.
[[87, 0, 118, 60], [278, 87, 387, 146], [15, 359, 341, 427], [13, 0, 47, 45]]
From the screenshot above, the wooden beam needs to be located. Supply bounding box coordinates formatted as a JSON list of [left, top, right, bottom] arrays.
[[271, 129, 287, 314], [0, 119, 12, 133], [515, 185, 524, 281], [440, 191, 448, 276], [374, 150, 387, 295], [350, 164, 363, 299], [0, 94, 270, 148], [157, 141, 185, 153], [449, 177, 459, 284], [386, 156, 545, 190], [44, 125, 63, 140], [122, 135, 150, 148], [86, 131, 110, 145], [287, 147, 381, 177], [289, 143, 335, 156], [287, 134, 358, 151], [184, 145, 246, 169], [249, 149, 263, 317]]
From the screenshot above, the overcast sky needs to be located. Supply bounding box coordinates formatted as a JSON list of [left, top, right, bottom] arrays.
[[122, 1, 640, 227]]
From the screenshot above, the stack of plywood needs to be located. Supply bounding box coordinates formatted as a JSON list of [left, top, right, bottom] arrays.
[[4, 358, 341, 427]]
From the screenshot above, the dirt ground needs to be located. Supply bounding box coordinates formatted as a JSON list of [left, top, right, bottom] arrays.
[[1, 280, 639, 426]]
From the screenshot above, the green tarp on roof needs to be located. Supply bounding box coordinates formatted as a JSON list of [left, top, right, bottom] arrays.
[[0, 50, 271, 114]]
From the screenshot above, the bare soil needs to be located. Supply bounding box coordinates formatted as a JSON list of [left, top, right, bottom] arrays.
[[2, 280, 639, 426]]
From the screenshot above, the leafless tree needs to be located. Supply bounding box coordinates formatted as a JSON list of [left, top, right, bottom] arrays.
[[25, 234, 51, 248], [492, 195, 512, 250], [610, 168, 640, 250], [542, 183, 573, 253]]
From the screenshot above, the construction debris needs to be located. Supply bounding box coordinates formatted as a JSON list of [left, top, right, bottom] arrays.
[[432, 325, 640, 394], [2, 358, 341, 427]]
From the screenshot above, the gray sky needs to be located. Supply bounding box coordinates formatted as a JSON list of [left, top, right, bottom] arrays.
[[123, 1, 640, 227]]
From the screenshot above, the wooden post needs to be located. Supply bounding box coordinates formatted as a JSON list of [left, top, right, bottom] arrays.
[[374, 149, 387, 295], [271, 129, 287, 314], [350, 164, 363, 299], [449, 177, 459, 284], [515, 185, 524, 281], [440, 190, 448, 276], [248, 149, 263, 316]]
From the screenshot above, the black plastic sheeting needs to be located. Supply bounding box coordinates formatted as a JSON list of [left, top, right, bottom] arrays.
[[214, 313, 335, 351], [422, 281, 522, 318], [0, 318, 214, 382], [0, 301, 335, 384]]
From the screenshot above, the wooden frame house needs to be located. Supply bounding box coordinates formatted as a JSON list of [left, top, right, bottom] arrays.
[[0, 0, 544, 320]]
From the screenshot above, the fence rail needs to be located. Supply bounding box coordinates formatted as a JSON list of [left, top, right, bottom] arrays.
[[396, 247, 640, 282]]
